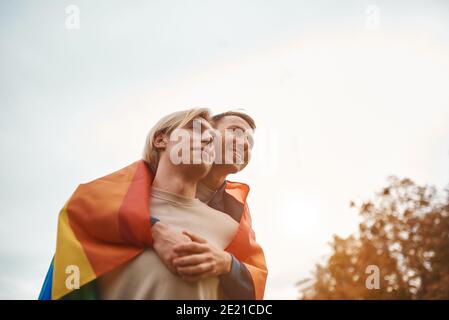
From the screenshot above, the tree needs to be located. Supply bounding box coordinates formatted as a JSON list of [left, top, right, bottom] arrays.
[[299, 177, 449, 299]]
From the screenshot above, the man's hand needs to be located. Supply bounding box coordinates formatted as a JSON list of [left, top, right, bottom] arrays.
[[151, 222, 191, 274], [172, 231, 233, 282]]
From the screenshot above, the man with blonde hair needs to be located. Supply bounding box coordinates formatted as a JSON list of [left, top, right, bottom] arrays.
[[39, 108, 267, 300], [97, 108, 238, 299], [149, 110, 267, 300]]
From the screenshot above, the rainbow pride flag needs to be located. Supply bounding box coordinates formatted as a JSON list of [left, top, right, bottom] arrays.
[[39, 160, 267, 300]]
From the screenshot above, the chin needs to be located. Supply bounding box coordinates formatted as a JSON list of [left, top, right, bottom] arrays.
[[186, 163, 212, 179], [223, 163, 241, 174]]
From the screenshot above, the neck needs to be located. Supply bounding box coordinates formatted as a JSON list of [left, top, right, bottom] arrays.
[[201, 166, 228, 191], [152, 161, 198, 198]]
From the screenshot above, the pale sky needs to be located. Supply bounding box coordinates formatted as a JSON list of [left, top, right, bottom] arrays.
[[1, 0, 448, 299]]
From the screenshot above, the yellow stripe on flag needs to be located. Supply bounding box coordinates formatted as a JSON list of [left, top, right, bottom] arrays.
[[52, 202, 96, 300]]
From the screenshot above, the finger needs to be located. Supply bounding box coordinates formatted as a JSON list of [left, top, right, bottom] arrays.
[[178, 264, 213, 278], [173, 242, 207, 255], [177, 262, 214, 276], [173, 253, 210, 267], [182, 230, 207, 244]]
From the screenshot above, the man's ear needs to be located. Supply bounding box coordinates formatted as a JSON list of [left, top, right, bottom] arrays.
[[153, 132, 167, 150]]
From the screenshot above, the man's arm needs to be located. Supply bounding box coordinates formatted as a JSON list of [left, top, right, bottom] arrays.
[[172, 231, 255, 299], [218, 254, 255, 300], [150, 218, 191, 274], [151, 220, 255, 299]]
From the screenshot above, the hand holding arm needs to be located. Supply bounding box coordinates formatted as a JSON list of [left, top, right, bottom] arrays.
[[172, 231, 233, 282], [151, 222, 191, 274]]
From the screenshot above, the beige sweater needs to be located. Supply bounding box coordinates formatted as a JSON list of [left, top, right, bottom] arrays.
[[97, 187, 239, 299]]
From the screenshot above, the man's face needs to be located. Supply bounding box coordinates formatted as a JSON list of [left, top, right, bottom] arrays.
[[164, 117, 216, 178], [213, 115, 254, 174]]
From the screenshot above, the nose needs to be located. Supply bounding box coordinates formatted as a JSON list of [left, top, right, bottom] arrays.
[[201, 130, 214, 146]]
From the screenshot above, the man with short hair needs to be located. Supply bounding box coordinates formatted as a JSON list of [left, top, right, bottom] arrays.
[[151, 111, 266, 300], [98, 108, 241, 299], [39, 108, 267, 300]]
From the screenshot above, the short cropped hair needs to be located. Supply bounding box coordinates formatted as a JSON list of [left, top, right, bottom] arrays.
[[211, 111, 256, 130]]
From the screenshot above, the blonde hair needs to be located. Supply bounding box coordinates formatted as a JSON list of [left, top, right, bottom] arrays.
[[142, 108, 211, 171]]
